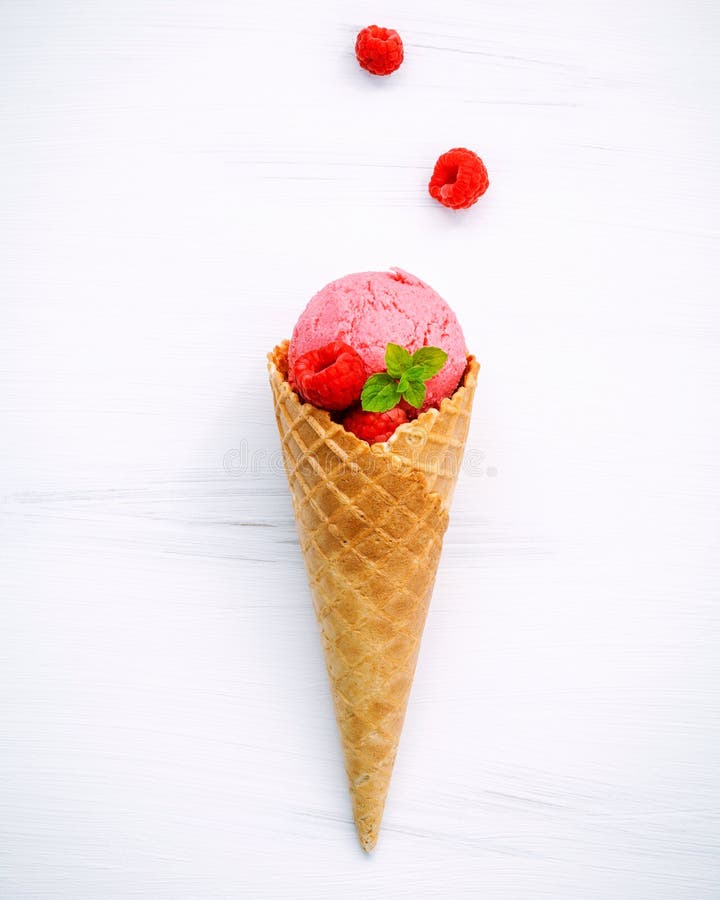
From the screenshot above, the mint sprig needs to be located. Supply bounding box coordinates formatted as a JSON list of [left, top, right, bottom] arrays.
[[361, 343, 448, 413], [360, 372, 402, 412], [385, 343, 413, 378]]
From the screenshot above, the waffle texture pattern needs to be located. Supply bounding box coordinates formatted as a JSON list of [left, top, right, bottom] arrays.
[[268, 341, 479, 851]]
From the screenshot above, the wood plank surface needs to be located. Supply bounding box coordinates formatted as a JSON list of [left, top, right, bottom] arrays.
[[1, 1, 719, 897]]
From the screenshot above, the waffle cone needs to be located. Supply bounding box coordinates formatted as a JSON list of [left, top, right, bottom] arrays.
[[268, 341, 479, 851]]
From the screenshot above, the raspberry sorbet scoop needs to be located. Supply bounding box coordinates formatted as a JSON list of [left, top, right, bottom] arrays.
[[288, 269, 467, 412]]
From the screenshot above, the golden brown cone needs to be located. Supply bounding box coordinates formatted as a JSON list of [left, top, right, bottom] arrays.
[[268, 341, 479, 852]]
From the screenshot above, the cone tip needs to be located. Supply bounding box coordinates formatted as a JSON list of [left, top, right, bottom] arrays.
[[356, 818, 379, 854], [358, 832, 377, 854]]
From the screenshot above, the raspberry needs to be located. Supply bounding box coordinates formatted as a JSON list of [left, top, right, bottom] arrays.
[[291, 341, 366, 411], [342, 406, 409, 444], [355, 25, 404, 76], [429, 147, 489, 210]]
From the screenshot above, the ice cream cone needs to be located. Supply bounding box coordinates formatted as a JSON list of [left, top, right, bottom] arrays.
[[268, 341, 479, 851]]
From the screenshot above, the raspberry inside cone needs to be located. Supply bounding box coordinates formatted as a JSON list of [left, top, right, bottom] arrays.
[[291, 341, 366, 411], [342, 406, 409, 444]]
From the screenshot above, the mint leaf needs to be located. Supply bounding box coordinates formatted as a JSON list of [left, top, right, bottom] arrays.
[[361, 373, 402, 413], [361, 344, 446, 413], [402, 380, 426, 409], [397, 365, 426, 393], [385, 343, 413, 378], [411, 346, 448, 380]]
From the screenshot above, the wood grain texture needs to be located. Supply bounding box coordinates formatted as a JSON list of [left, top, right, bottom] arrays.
[[1, 0, 719, 897]]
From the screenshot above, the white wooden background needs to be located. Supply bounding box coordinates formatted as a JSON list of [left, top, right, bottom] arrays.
[[2, 1, 719, 897]]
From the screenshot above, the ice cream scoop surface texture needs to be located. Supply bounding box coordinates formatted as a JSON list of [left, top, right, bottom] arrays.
[[288, 268, 467, 411]]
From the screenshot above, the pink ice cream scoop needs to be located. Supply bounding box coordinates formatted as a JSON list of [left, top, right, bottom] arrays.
[[288, 268, 467, 412]]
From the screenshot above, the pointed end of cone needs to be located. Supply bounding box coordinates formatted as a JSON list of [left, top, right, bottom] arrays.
[[351, 790, 385, 853], [357, 826, 378, 854]]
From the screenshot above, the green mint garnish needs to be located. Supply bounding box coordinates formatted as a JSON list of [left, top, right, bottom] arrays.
[[361, 373, 403, 413], [402, 379, 426, 409], [360, 343, 448, 412], [397, 365, 425, 393], [385, 343, 413, 378], [411, 346, 448, 380]]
